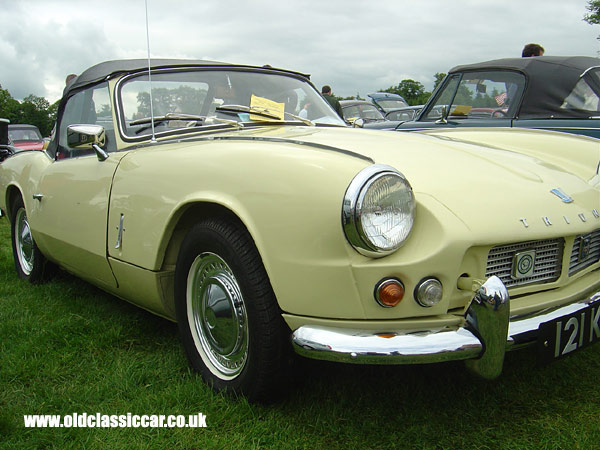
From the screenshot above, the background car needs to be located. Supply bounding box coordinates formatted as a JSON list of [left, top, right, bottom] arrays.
[[384, 105, 423, 121], [7, 124, 45, 150], [340, 99, 388, 124], [1, 59, 599, 402], [0, 118, 15, 162], [396, 56, 600, 138], [367, 92, 409, 114]]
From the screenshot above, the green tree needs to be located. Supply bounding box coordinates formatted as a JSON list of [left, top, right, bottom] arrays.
[[382, 79, 431, 105], [433, 73, 447, 90], [0, 90, 56, 136], [134, 86, 208, 118], [21, 95, 54, 136], [48, 99, 60, 124], [584, 0, 600, 38], [584, 0, 600, 24], [0, 89, 22, 124]]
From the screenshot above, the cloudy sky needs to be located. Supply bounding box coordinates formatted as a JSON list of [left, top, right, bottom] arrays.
[[1, 0, 598, 103]]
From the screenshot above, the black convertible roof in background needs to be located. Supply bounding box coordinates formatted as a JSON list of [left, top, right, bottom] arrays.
[[449, 56, 598, 74], [448, 56, 600, 119], [65, 59, 311, 98]]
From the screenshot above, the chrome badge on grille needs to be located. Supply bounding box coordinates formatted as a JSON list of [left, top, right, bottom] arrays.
[[579, 235, 592, 261], [512, 250, 536, 279]]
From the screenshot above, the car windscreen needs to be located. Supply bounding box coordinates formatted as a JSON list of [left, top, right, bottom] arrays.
[[422, 71, 525, 121], [376, 99, 409, 110], [117, 68, 345, 139], [8, 127, 42, 141], [342, 104, 384, 121]]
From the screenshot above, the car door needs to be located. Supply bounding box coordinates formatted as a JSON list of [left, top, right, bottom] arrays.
[[31, 82, 123, 290], [513, 118, 600, 139], [513, 73, 600, 139]]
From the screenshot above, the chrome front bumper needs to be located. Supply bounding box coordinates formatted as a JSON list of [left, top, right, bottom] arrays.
[[291, 276, 600, 379]]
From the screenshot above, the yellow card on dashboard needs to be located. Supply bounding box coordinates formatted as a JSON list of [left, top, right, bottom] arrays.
[[249, 95, 285, 121]]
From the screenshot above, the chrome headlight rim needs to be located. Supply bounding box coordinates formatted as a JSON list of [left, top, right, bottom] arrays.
[[342, 164, 415, 258]]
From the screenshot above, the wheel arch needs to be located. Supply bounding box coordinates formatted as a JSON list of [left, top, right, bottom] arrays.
[[157, 201, 267, 314], [160, 201, 252, 269], [5, 184, 24, 221]]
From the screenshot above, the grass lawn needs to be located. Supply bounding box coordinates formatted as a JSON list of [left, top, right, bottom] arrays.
[[0, 218, 599, 449]]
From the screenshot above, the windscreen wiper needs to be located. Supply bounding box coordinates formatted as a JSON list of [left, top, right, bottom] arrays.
[[131, 113, 243, 134], [129, 113, 207, 125], [216, 105, 315, 126]]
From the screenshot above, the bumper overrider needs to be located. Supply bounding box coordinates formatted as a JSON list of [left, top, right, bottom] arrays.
[[291, 276, 600, 379]]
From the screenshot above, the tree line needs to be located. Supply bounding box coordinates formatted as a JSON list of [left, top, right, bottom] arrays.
[[339, 73, 446, 105], [0, 71, 449, 136], [0, 86, 59, 137]]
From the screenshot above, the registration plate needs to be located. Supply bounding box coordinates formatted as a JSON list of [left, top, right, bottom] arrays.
[[538, 300, 600, 363]]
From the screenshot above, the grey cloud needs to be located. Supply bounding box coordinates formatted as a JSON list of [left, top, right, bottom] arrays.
[[0, 0, 598, 102]]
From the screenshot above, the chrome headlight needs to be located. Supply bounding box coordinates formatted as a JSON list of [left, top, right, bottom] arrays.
[[342, 164, 416, 257]]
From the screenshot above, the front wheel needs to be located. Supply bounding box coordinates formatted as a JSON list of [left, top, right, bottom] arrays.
[[174, 218, 287, 401], [10, 196, 52, 283]]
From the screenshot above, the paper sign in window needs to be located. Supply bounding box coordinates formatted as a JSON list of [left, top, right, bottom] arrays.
[[249, 94, 285, 121], [452, 105, 472, 116]]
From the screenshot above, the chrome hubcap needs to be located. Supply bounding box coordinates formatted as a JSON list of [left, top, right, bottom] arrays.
[[187, 252, 248, 379], [15, 208, 34, 275]]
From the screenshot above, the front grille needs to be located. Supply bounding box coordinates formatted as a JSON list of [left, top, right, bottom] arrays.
[[569, 229, 600, 276], [486, 238, 564, 288]]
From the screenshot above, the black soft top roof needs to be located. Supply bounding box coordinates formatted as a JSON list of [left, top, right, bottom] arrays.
[[448, 56, 600, 119], [65, 59, 310, 98], [449, 56, 598, 74]]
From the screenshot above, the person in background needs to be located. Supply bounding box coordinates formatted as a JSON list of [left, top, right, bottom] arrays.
[[321, 85, 343, 118], [62, 73, 78, 97], [522, 43, 544, 57]]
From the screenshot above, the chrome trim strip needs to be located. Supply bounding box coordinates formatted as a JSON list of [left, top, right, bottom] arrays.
[[115, 214, 125, 249], [293, 325, 483, 364], [580, 65, 600, 78], [291, 278, 600, 379], [508, 288, 600, 344]]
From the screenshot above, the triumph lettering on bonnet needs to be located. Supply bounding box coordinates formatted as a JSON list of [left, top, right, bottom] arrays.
[[519, 210, 600, 228], [520, 189, 600, 228]]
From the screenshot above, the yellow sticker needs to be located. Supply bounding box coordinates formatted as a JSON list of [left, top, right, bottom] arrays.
[[452, 105, 472, 116], [249, 94, 285, 121]]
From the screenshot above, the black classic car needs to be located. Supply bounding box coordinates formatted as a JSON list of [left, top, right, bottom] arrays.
[[0, 119, 15, 162], [339, 99, 388, 124], [367, 92, 409, 114], [394, 56, 600, 138]]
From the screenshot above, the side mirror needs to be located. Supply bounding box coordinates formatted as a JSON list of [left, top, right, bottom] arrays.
[[352, 118, 365, 128], [67, 124, 109, 161], [435, 106, 448, 125]]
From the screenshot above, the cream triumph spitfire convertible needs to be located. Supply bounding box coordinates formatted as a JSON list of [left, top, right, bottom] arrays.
[[0, 59, 599, 401]]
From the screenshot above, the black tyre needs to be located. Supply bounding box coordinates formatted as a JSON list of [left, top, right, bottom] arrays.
[[174, 218, 287, 401], [10, 196, 51, 283]]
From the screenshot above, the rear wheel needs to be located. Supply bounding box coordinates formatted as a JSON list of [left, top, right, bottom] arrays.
[[174, 218, 287, 401], [10, 196, 51, 283]]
